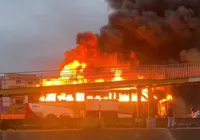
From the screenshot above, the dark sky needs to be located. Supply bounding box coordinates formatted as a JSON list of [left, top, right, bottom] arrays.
[[0, 0, 108, 73]]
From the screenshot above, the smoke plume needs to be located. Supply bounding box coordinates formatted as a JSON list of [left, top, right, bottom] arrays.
[[173, 97, 189, 117], [180, 48, 200, 62], [62, 0, 200, 66], [61, 32, 139, 69], [99, 0, 200, 64]]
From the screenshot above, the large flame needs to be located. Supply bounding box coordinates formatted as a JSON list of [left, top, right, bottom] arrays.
[[42, 60, 87, 86], [159, 95, 173, 103], [111, 69, 124, 81], [38, 60, 173, 117], [39, 60, 173, 105]]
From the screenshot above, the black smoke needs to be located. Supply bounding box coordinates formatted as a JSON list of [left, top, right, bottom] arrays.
[[63, 0, 200, 107], [97, 0, 200, 107], [99, 0, 200, 64]]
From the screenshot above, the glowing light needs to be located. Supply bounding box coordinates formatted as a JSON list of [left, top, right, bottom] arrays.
[[111, 69, 124, 81], [45, 93, 56, 102], [119, 93, 130, 102], [76, 93, 85, 101], [95, 79, 105, 83]]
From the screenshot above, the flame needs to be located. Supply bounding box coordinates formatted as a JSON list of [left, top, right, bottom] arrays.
[[39, 58, 173, 118], [111, 69, 124, 81], [38, 88, 160, 102], [39, 91, 168, 103], [160, 94, 173, 103], [95, 79, 105, 83], [40, 60, 127, 102], [39, 93, 57, 102], [154, 95, 158, 99], [138, 75, 144, 79], [41, 61, 125, 87], [157, 94, 173, 117], [41, 60, 87, 86]]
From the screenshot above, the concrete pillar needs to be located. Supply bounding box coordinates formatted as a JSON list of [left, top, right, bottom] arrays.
[[129, 93, 131, 102], [147, 84, 156, 128], [116, 92, 119, 101], [147, 84, 152, 119], [73, 92, 77, 117], [84, 92, 87, 118], [136, 86, 142, 119], [74, 92, 77, 102]]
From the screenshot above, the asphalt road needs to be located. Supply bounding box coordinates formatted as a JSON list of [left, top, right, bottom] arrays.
[[2, 127, 200, 132]]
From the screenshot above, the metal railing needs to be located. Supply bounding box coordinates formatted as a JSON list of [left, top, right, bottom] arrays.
[[1, 63, 200, 89]]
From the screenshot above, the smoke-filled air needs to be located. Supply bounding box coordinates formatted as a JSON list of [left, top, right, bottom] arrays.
[[61, 0, 200, 69]]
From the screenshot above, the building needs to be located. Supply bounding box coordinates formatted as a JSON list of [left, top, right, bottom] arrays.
[[0, 73, 40, 89], [0, 73, 40, 119]]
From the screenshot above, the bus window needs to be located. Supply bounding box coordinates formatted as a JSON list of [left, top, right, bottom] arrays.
[[15, 99, 24, 105]]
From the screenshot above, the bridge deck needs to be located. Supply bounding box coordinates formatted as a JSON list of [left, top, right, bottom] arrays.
[[0, 77, 199, 95], [1, 63, 200, 95]]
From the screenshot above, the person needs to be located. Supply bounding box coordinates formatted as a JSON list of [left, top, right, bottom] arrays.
[[167, 103, 175, 129], [190, 108, 200, 118]]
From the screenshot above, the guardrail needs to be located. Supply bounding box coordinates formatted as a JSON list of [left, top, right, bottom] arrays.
[[0, 63, 200, 89], [1, 118, 200, 130]]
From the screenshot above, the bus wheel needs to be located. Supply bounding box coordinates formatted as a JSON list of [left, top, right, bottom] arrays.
[[59, 115, 73, 128], [45, 114, 58, 128], [1, 120, 8, 131]]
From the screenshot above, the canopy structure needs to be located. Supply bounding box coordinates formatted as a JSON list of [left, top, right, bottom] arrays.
[[0, 62, 200, 95], [0, 78, 199, 95]]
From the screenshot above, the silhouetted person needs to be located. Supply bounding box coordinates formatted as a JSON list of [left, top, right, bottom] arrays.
[[167, 103, 175, 129]]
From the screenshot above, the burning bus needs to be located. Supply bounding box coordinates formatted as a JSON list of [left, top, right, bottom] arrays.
[[0, 31, 174, 123], [23, 60, 173, 121], [0, 60, 173, 130], [24, 90, 172, 120]]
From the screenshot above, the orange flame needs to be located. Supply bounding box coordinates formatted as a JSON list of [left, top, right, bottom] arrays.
[[111, 69, 124, 81], [42, 60, 87, 86], [39, 59, 173, 107], [160, 94, 173, 103]]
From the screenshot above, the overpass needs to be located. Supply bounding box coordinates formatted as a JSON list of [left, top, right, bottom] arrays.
[[0, 63, 200, 95]]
